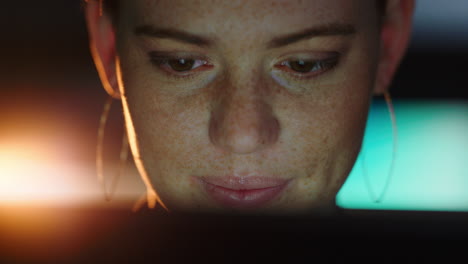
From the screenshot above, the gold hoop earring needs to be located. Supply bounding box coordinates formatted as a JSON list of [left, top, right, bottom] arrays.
[[96, 96, 129, 201], [362, 91, 399, 203]]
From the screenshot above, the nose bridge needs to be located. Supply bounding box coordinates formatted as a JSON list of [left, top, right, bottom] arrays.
[[209, 68, 280, 154]]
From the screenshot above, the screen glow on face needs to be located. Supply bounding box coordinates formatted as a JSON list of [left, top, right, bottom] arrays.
[[337, 99, 468, 211]]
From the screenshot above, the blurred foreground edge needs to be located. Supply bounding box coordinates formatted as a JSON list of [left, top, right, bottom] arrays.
[[1, 205, 468, 263]]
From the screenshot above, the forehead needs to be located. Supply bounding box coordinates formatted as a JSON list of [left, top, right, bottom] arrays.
[[120, 0, 374, 36]]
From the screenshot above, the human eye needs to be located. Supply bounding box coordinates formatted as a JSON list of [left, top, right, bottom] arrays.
[[274, 53, 339, 80], [148, 51, 213, 79]]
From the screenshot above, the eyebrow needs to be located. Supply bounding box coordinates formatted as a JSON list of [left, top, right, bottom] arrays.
[[134, 23, 356, 48], [267, 23, 356, 48], [134, 25, 212, 47]]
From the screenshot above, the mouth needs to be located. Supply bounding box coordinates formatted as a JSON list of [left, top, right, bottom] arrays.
[[195, 176, 290, 209]]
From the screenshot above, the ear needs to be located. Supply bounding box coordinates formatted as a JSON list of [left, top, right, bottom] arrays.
[[374, 0, 416, 95], [85, 0, 120, 99]]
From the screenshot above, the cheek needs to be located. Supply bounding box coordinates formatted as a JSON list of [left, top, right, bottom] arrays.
[[121, 83, 211, 207], [117, 42, 206, 163], [275, 57, 373, 189], [129, 92, 209, 168], [279, 73, 372, 148]]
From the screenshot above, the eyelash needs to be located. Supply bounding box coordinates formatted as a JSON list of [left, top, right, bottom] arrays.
[[274, 57, 339, 80], [149, 52, 212, 81], [148, 52, 339, 81]]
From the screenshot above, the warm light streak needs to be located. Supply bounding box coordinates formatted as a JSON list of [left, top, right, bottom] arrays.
[[0, 133, 142, 261], [0, 134, 144, 206], [0, 142, 94, 205]]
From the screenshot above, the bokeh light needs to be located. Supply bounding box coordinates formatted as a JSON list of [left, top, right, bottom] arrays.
[[0, 106, 145, 207], [337, 99, 468, 211]]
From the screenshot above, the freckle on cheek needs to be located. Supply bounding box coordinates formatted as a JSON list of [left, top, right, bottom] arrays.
[[323, 136, 329, 144]]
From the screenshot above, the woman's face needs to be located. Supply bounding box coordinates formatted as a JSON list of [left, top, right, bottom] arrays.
[[114, 0, 381, 213]]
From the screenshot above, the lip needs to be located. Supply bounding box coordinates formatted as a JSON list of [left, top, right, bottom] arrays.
[[195, 176, 290, 209]]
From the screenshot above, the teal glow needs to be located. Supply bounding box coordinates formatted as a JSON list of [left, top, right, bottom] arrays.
[[336, 99, 468, 211]]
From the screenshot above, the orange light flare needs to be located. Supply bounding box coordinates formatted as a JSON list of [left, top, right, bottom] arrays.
[[0, 117, 144, 261], [0, 136, 98, 206]]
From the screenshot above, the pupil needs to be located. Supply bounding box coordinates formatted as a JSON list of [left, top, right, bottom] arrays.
[[169, 59, 195, 72], [290, 60, 315, 73]]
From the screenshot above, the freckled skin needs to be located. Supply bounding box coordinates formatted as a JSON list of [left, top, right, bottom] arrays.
[[115, 0, 380, 213]]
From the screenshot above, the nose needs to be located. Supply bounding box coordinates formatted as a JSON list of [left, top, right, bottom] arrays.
[[209, 77, 280, 154]]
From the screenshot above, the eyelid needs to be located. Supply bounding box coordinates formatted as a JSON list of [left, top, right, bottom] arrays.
[[276, 52, 339, 65], [148, 51, 213, 78], [148, 51, 210, 60], [147, 50, 339, 82], [273, 53, 340, 80], [156, 58, 208, 71]]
